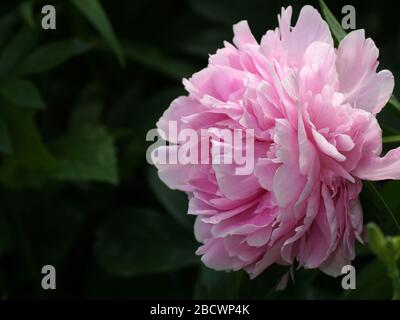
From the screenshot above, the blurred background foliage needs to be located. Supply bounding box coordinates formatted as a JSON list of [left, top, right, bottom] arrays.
[[0, 0, 399, 299]]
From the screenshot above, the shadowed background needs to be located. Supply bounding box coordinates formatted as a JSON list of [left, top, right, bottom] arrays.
[[0, 0, 399, 299]]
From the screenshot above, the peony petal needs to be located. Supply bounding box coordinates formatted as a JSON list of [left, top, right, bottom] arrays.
[[197, 239, 245, 271], [285, 5, 333, 66], [353, 147, 400, 180], [312, 128, 346, 162], [233, 21, 257, 50], [337, 30, 394, 114], [273, 164, 305, 208]]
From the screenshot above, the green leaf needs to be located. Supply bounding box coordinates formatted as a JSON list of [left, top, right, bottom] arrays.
[[0, 115, 12, 153], [0, 108, 57, 188], [16, 39, 94, 75], [319, 0, 347, 42], [0, 27, 39, 76], [95, 208, 199, 277], [52, 125, 119, 184], [71, 0, 125, 66], [19, 1, 35, 27], [0, 78, 45, 109], [124, 42, 195, 80], [0, 115, 118, 187], [147, 166, 193, 231], [3, 109, 55, 168]]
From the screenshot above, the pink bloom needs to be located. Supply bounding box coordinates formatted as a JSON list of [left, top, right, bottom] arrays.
[[153, 5, 399, 277]]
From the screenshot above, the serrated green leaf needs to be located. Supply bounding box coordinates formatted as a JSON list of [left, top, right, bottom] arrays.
[[95, 208, 199, 277], [319, 0, 347, 42], [0, 78, 45, 109], [2, 109, 54, 168], [52, 125, 119, 184], [16, 38, 94, 75], [0, 108, 57, 188], [0, 113, 117, 187], [71, 0, 124, 66]]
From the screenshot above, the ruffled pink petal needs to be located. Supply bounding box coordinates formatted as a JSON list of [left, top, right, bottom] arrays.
[[337, 30, 394, 114], [284, 5, 333, 66], [233, 21, 258, 50], [353, 147, 400, 180]]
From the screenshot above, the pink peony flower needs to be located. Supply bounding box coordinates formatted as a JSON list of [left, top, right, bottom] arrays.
[[152, 5, 400, 277]]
